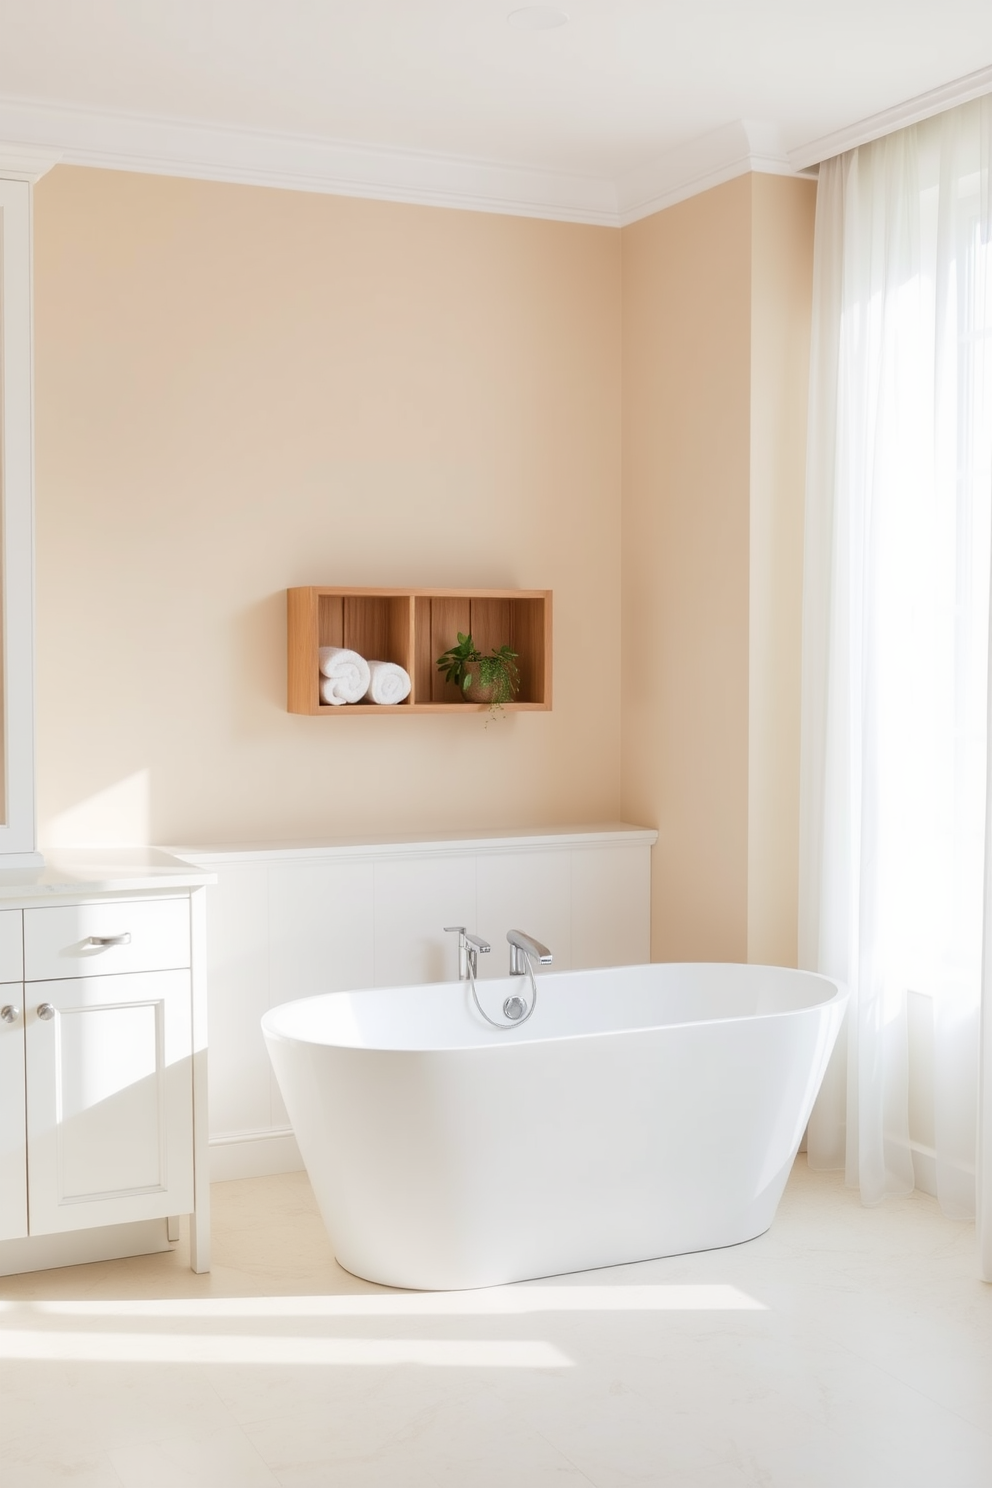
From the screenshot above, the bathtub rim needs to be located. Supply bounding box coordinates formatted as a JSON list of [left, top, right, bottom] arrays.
[[261, 961, 849, 1055]]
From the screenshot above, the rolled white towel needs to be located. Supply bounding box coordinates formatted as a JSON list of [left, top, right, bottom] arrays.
[[318, 646, 371, 705], [364, 660, 412, 706]]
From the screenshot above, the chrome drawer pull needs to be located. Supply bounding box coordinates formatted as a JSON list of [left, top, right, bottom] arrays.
[[37, 1003, 55, 1021], [0, 1004, 17, 1024], [83, 933, 132, 949]]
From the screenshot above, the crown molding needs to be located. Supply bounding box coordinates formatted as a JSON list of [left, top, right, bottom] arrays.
[[6, 68, 992, 222], [0, 93, 809, 227], [0, 95, 618, 226], [617, 121, 796, 227], [0, 143, 62, 183], [789, 62, 992, 170]]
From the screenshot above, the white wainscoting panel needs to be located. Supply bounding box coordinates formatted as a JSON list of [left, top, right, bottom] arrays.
[[203, 862, 270, 1141], [269, 861, 376, 1002], [373, 855, 477, 988], [174, 825, 656, 1180], [475, 850, 573, 979], [268, 860, 376, 1129]]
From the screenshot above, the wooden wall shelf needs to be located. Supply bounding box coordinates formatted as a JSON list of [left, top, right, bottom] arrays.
[[287, 587, 553, 715]]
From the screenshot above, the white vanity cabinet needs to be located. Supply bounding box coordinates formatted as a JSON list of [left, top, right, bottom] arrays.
[[0, 179, 213, 1273], [24, 898, 194, 1235], [0, 854, 213, 1276]]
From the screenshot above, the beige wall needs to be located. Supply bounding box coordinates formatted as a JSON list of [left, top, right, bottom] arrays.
[[32, 164, 816, 960], [747, 174, 817, 965], [33, 168, 622, 848], [620, 176, 754, 961], [620, 173, 816, 964]]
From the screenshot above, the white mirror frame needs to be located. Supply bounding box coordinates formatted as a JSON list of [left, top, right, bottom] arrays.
[[0, 154, 58, 866]]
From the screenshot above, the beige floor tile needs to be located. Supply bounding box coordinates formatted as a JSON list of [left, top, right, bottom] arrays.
[[2, 1161, 992, 1487], [109, 1423, 281, 1487], [0, 1361, 235, 1455], [0, 1448, 123, 1488]]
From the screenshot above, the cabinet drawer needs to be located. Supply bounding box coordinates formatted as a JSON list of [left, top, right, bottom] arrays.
[[0, 910, 23, 983], [24, 898, 190, 981]]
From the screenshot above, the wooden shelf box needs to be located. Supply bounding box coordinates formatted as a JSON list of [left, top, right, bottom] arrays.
[[287, 587, 552, 715]]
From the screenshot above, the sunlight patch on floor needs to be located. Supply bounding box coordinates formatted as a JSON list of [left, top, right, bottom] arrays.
[[2, 1283, 766, 1319]]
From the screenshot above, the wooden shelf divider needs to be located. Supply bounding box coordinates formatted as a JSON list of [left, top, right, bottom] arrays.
[[287, 587, 553, 715]]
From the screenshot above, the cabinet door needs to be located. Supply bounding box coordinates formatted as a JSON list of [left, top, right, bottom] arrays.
[[25, 970, 194, 1235], [0, 980, 26, 1241]]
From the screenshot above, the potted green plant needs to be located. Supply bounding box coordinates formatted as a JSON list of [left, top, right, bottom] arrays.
[[436, 632, 520, 711]]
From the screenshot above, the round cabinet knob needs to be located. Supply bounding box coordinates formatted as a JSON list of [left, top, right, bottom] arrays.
[[0, 1004, 18, 1024], [37, 1003, 56, 1021]]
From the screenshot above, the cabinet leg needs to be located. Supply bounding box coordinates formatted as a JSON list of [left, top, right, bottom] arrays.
[[189, 890, 211, 1273], [167, 1216, 180, 1243], [189, 1204, 210, 1273]]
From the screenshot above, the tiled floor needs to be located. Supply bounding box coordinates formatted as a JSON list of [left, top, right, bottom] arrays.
[[1, 1159, 991, 1486]]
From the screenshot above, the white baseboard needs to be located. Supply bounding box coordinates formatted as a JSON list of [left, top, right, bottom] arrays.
[[0, 1218, 172, 1276], [907, 1138, 974, 1201], [210, 1127, 303, 1181]]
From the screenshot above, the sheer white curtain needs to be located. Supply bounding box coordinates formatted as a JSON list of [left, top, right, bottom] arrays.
[[799, 98, 992, 1258]]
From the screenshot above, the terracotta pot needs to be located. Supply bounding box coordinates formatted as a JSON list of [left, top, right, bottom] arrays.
[[461, 661, 500, 704]]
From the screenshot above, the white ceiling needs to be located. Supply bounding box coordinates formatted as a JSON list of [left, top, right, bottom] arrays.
[[1, 1, 991, 223]]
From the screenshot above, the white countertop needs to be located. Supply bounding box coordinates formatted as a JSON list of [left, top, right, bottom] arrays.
[[0, 848, 215, 899], [171, 822, 658, 863]]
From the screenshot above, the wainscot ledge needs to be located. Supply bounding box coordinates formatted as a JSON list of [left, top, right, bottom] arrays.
[[168, 822, 658, 864]]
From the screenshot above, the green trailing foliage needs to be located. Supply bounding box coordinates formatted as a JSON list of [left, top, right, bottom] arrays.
[[436, 632, 520, 711]]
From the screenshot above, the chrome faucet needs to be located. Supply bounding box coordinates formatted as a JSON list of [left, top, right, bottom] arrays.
[[507, 928, 553, 976], [444, 926, 491, 981]]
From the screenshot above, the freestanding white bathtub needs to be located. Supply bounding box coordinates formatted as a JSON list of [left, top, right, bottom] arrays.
[[262, 963, 846, 1291]]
